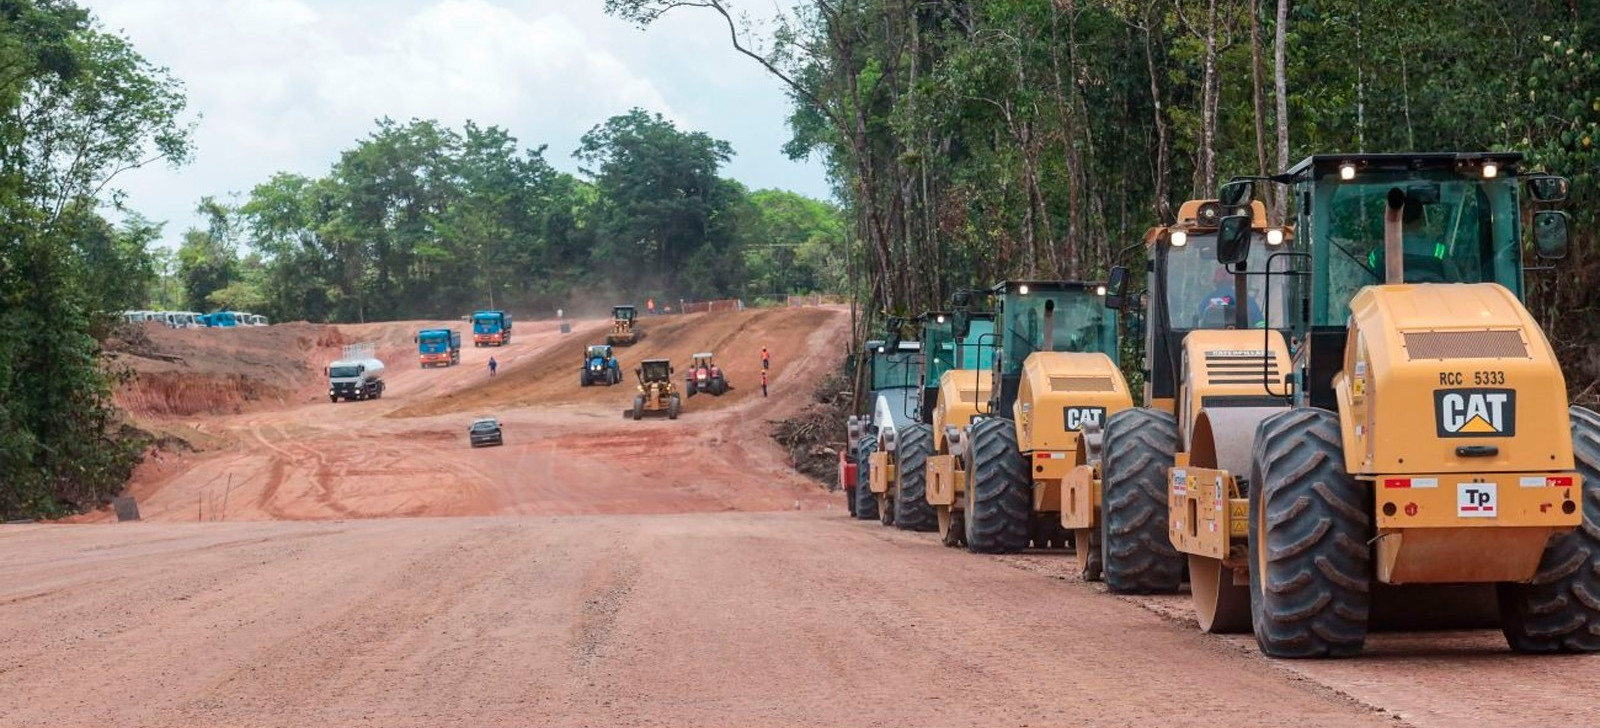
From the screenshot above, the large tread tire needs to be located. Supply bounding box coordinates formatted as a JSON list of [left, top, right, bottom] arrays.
[[1498, 405, 1600, 653], [668, 395, 680, 420], [1100, 408, 1184, 594], [894, 424, 936, 532], [964, 418, 1030, 554], [854, 435, 880, 521], [1248, 408, 1370, 658], [632, 396, 644, 421]]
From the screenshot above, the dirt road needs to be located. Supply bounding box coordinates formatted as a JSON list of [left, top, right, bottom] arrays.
[[8, 513, 1594, 727], [89, 307, 845, 522], [11, 305, 1596, 727]]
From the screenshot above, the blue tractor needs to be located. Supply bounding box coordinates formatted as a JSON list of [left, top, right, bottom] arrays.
[[581, 344, 622, 386]]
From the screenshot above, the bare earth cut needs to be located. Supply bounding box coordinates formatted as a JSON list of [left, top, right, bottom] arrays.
[[2, 306, 1596, 727]]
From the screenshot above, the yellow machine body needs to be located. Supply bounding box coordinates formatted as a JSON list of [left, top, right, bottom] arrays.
[[1334, 283, 1581, 584], [1166, 329, 1294, 564], [868, 452, 895, 495], [926, 368, 992, 509], [1013, 352, 1133, 517]]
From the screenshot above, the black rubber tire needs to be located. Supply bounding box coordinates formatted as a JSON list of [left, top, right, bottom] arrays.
[[855, 434, 880, 521], [632, 395, 644, 421], [1248, 408, 1370, 658], [894, 425, 937, 532], [964, 417, 1030, 554], [581, 373, 590, 387], [1498, 405, 1600, 653], [1099, 408, 1184, 594], [668, 395, 680, 420]]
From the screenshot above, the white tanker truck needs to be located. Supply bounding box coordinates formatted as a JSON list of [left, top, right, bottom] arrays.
[[326, 355, 386, 403]]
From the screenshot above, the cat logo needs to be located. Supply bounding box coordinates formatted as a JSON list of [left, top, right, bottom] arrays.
[[1063, 406, 1107, 432], [1434, 389, 1516, 438]]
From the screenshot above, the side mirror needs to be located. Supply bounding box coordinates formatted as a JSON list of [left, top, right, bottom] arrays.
[[635, 366, 642, 376], [1104, 265, 1129, 310], [1527, 174, 1570, 203], [1534, 210, 1570, 260], [1216, 214, 1252, 265], [1218, 179, 1254, 207], [322, 366, 329, 376], [412, 335, 418, 343]]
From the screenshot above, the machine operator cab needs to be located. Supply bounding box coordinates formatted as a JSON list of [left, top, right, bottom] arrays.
[[1107, 200, 1295, 415], [981, 280, 1119, 420], [1213, 153, 1571, 411]]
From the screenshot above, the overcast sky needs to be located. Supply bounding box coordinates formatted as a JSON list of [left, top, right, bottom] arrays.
[[86, 0, 832, 248]]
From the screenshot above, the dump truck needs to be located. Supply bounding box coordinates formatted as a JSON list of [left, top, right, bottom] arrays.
[[930, 280, 1129, 554], [843, 325, 922, 520], [1102, 152, 1599, 657], [472, 310, 513, 346], [415, 328, 462, 368], [326, 356, 386, 402], [629, 358, 681, 420], [582, 344, 622, 386], [607, 305, 639, 346]]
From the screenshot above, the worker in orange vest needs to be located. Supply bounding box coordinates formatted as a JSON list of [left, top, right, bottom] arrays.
[[647, 298, 655, 315], [761, 346, 770, 371]]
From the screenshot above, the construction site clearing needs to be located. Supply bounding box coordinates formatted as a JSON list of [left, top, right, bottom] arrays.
[[1, 303, 1595, 728]]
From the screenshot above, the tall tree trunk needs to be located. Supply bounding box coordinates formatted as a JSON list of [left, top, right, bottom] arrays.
[[1142, 4, 1173, 224], [1250, 0, 1270, 189], [1273, 0, 1291, 223]]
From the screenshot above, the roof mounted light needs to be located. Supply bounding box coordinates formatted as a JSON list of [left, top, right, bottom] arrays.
[[1170, 230, 1189, 247], [1096, 285, 1107, 296], [936, 314, 946, 324], [1018, 284, 1030, 295], [1266, 228, 1285, 246], [1482, 161, 1499, 179], [1339, 162, 1357, 181]]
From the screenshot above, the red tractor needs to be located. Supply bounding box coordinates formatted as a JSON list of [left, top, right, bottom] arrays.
[[684, 352, 728, 396]]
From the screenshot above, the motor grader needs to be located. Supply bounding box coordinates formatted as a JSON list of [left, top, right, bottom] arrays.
[[607, 305, 639, 346], [936, 280, 1132, 554], [628, 358, 680, 420], [1108, 152, 1599, 657], [1065, 198, 1284, 587]]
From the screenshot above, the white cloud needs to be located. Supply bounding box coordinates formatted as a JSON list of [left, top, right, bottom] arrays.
[[83, 0, 828, 247]]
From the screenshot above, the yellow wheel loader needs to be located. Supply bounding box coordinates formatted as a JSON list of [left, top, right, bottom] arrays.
[[945, 281, 1133, 554], [607, 305, 639, 346], [1064, 199, 1282, 586], [1121, 152, 1597, 657]]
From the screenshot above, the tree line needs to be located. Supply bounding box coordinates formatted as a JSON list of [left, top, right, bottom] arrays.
[[0, 0, 191, 517], [169, 110, 847, 324], [0, 1, 847, 518], [608, 1, 1600, 395]]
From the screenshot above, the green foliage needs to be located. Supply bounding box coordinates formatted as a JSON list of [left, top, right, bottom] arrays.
[[0, 0, 189, 518], [197, 110, 841, 324]]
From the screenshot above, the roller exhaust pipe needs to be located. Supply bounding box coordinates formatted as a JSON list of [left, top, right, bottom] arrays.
[[1385, 188, 1406, 284]]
